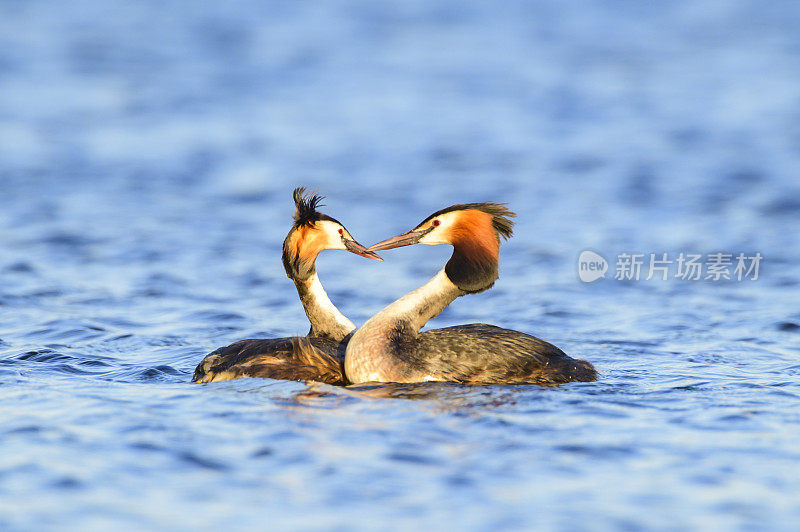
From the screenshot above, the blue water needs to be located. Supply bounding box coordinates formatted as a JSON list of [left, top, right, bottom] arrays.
[[2, 1, 800, 529]]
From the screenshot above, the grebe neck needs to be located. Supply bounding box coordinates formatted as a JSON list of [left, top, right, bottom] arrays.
[[362, 268, 464, 333], [294, 272, 355, 342]]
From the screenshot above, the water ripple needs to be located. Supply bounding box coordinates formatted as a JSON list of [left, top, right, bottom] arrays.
[[1, 0, 799, 530]]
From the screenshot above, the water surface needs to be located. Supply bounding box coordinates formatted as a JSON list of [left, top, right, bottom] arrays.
[[1, 1, 800, 530]]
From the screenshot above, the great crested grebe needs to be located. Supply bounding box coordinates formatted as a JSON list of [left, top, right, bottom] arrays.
[[344, 203, 597, 386], [193, 188, 381, 384]]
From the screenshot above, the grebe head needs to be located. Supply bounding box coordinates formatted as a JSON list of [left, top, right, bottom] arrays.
[[368, 203, 515, 293], [282, 187, 381, 281]]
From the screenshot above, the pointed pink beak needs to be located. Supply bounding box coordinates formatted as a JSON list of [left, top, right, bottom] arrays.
[[367, 229, 429, 251], [344, 238, 383, 260]]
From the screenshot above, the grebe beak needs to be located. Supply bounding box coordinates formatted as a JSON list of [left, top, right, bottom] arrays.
[[344, 238, 383, 260], [368, 228, 431, 251]]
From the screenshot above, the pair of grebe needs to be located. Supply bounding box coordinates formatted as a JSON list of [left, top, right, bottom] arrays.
[[193, 188, 596, 386]]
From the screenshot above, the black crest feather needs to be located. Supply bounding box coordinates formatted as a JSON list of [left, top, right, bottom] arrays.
[[421, 202, 516, 240], [292, 187, 325, 227]]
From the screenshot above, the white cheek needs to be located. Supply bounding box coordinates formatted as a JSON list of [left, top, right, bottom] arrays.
[[419, 231, 448, 246], [319, 222, 348, 250], [330, 234, 348, 250], [419, 214, 457, 245]]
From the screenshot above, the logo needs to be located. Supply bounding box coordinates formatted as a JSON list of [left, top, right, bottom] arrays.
[[578, 250, 608, 282]]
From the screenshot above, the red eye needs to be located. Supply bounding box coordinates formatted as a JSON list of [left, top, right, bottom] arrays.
[[432, 220, 440, 227], [338, 228, 343, 235]]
